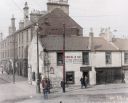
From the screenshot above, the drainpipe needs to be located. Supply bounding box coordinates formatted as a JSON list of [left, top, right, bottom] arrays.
[[121, 50, 124, 83], [89, 28, 94, 52], [89, 28, 94, 85]]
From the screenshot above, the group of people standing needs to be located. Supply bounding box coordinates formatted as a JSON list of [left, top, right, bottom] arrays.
[[80, 75, 88, 88], [41, 76, 88, 99]]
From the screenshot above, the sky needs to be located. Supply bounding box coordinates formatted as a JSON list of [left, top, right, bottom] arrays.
[[0, 0, 128, 38]]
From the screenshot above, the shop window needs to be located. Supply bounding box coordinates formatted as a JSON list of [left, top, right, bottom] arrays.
[[124, 52, 128, 64], [57, 52, 63, 65], [82, 52, 89, 65], [106, 52, 112, 64], [66, 71, 75, 84]]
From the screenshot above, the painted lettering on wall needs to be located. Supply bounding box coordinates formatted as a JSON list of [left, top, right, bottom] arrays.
[[65, 55, 82, 64]]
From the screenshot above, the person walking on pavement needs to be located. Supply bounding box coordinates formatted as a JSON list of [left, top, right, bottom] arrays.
[[41, 78, 48, 99], [60, 80, 65, 92], [84, 75, 88, 88], [80, 77, 84, 88]]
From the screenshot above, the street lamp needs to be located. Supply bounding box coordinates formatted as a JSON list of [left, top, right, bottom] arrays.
[[13, 34, 16, 84], [35, 23, 41, 93], [62, 24, 66, 93], [10, 34, 16, 84]]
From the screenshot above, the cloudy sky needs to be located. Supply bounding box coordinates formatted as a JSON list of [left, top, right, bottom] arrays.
[[0, 0, 128, 38]]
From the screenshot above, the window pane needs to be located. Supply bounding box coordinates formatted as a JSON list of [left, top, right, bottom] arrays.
[[57, 52, 63, 65], [106, 52, 111, 64], [124, 52, 128, 64], [82, 52, 89, 65]]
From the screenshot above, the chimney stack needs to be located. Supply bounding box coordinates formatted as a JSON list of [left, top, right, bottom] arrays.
[[47, 0, 69, 15], [11, 15, 16, 33], [19, 21, 24, 30], [9, 15, 16, 35], [89, 28, 94, 51], [23, 2, 29, 26], [0, 33, 3, 41]]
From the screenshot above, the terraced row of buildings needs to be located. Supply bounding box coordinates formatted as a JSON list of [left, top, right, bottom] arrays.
[[0, 0, 128, 86]]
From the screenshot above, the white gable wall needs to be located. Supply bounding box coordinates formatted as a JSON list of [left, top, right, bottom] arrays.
[[28, 35, 44, 85]]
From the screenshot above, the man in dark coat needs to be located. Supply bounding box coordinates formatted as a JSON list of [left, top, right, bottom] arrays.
[[80, 77, 84, 88]]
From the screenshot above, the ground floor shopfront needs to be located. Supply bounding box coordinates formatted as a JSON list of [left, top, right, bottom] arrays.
[[96, 67, 123, 84], [28, 66, 126, 87], [65, 67, 125, 86]]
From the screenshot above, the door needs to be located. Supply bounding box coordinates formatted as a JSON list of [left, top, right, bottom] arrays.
[[82, 71, 89, 84]]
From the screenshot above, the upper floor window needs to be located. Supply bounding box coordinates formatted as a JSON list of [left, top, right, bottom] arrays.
[[82, 52, 89, 65], [124, 52, 128, 64], [57, 52, 63, 65], [106, 52, 112, 64], [21, 32, 23, 43]]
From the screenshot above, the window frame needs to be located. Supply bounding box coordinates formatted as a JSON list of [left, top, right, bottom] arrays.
[[105, 52, 112, 64], [124, 52, 128, 64], [66, 71, 75, 84], [82, 52, 89, 65], [57, 52, 63, 66]]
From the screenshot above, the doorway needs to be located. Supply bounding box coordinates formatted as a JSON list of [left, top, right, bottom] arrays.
[[82, 71, 89, 84]]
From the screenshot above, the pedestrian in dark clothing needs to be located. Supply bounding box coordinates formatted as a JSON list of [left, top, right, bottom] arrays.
[[83, 77, 86, 87], [41, 79, 48, 99], [84, 76, 88, 88], [1, 69, 3, 74], [60, 80, 65, 92], [47, 79, 51, 93], [80, 77, 84, 88]]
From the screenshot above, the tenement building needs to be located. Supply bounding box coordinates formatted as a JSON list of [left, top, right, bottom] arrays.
[[0, 1, 47, 76], [0, 0, 75, 77]]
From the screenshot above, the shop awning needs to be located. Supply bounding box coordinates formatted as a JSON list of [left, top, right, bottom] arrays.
[[80, 67, 91, 71]]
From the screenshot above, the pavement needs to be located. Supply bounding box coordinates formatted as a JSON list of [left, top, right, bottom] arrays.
[[1, 73, 128, 103]]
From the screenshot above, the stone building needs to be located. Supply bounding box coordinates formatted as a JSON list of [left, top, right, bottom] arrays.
[[0, 0, 76, 77], [0, 0, 128, 87], [28, 28, 128, 86], [27, 16, 128, 86]]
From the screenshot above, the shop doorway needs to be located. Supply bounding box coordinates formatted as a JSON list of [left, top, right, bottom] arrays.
[[82, 71, 89, 84]]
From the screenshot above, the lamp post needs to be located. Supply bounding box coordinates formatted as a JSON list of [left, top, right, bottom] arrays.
[[13, 34, 15, 84], [62, 24, 66, 93], [35, 23, 41, 93]]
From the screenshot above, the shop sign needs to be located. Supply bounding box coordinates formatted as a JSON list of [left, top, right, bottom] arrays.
[[65, 55, 82, 64]]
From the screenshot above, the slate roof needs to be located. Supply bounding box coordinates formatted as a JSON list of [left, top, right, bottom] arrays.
[[93, 37, 118, 51], [41, 35, 89, 51], [40, 35, 118, 51], [38, 8, 82, 30], [112, 38, 128, 50], [38, 8, 83, 36]]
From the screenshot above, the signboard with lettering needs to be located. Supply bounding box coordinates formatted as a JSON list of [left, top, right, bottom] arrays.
[[65, 55, 82, 64]]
